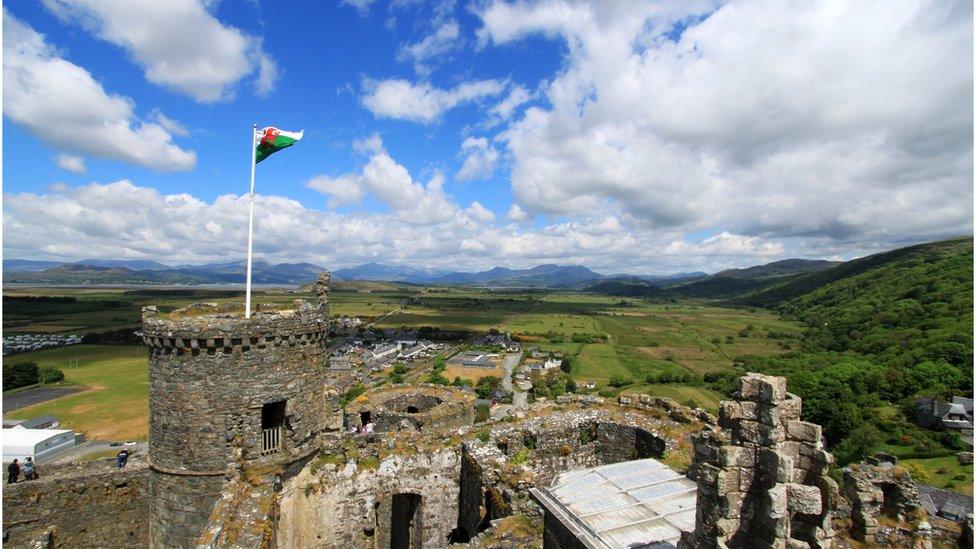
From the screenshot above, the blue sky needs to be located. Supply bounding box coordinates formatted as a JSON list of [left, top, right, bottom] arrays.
[[3, 0, 972, 273]]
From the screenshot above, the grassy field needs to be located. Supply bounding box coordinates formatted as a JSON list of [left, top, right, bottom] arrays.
[[498, 297, 804, 387], [3, 345, 148, 441], [901, 455, 974, 496]]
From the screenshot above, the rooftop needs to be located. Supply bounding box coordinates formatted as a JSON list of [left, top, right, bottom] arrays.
[[531, 458, 697, 548]]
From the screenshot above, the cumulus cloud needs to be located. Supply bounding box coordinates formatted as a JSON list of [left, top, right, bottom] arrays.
[[41, 0, 278, 102], [2, 11, 196, 171], [478, 0, 973, 246], [456, 137, 499, 181], [506, 203, 531, 222], [663, 232, 784, 258], [307, 136, 458, 225], [464, 201, 495, 222], [398, 19, 461, 75], [7, 180, 938, 273], [362, 78, 506, 123], [56, 154, 86, 173]]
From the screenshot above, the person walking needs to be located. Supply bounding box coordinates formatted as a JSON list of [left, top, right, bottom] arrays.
[[7, 459, 20, 484], [116, 449, 129, 469], [22, 457, 35, 481]]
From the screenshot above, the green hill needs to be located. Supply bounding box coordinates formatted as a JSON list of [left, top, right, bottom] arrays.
[[726, 237, 973, 466], [714, 258, 841, 280]]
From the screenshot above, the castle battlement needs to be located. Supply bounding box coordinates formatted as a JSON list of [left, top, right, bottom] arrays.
[[142, 305, 329, 354]]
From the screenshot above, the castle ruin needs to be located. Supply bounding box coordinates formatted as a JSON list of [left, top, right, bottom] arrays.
[[2, 271, 970, 548]]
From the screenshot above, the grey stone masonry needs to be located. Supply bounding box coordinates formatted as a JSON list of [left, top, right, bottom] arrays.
[[842, 463, 920, 543], [143, 271, 333, 548], [679, 373, 837, 549]]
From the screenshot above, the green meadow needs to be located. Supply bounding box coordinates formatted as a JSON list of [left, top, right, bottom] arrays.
[[4, 345, 148, 441]]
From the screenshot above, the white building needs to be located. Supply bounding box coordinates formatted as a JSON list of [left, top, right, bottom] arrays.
[[3, 429, 76, 463]]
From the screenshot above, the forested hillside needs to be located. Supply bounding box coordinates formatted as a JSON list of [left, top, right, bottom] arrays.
[[731, 237, 973, 465]]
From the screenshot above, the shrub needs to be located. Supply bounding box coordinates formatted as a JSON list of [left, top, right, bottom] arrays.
[[475, 404, 490, 423], [510, 448, 529, 465], [902, 462, 931, 483], [38, 366, 64, 384], [608, 374, 632, 388], [476, 429, 491, 443], [339, 385, 366, 406]]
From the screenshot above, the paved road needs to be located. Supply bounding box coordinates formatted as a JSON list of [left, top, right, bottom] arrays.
[[500, 351, 522, 392], [3, 387, 84, 412]]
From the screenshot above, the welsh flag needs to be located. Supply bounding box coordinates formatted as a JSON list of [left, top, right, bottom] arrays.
[[255, 127, 303, 164]]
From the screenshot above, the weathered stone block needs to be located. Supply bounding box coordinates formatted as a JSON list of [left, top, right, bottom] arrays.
[[719, 445, 754, 468], [759, 449, 794, 484], [785, 420, 821, 444], [740, 373, 787, 403], [786, 483, 822, 515]]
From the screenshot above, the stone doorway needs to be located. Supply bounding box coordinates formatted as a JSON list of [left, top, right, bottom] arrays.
[[261, 400, 286, 455], [390, 493, 423, 549]]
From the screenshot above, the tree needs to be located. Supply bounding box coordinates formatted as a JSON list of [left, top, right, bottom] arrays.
[[608, 374, 632, 388], [3, 362, 39, 390], [833, 423, 883, 465]]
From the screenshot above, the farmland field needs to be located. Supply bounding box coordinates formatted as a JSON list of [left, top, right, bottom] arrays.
[[1, 287, 801, 439]]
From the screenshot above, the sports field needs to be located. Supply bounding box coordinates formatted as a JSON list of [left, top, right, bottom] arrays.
[[3, 345, 148, 441]]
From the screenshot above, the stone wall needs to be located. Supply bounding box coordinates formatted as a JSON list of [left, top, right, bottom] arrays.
[[276, 449, 461, 548], [347, 385, 475, 433], [2, 458, 149, 548], [679, 373, 837, 549]]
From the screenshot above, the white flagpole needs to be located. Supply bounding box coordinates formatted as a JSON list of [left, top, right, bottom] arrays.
[[245, 123, 258, 318]]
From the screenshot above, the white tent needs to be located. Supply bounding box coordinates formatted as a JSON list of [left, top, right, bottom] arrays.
[[2, 428, 75, 463]]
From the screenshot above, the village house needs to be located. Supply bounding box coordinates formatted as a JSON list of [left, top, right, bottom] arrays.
[[915, 396, 974, 443]]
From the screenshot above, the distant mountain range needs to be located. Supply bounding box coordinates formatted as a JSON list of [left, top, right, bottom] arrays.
[[2, 256, 838, 288], [3, 260, 323, 285]]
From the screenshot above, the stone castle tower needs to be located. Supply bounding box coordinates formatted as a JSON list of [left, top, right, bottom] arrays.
[[142, 272, 332, 548]]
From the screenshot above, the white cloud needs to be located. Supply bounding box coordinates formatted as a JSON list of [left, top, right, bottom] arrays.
[[506, 203, 530, 222], [456, 137, 499, 181], [56, 154, 86, 173], [41, 0, 278, 102], [6, 180, 940, 274], [362, 78, 506, 123], [307, 136, 458, 225], [464, 201, 495, 222], [663, 232, 784, 258], [490, 85, 532, 121], [398, 19, 461, 75], [341, 0, 378, 16], [478, 0, 973, 246], [2, 11, 196, 171], [150, 109, 190, 137]]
